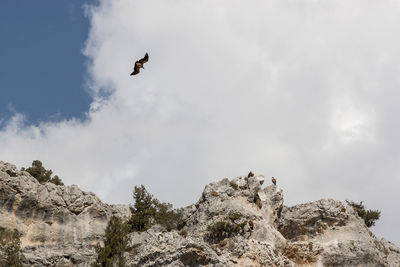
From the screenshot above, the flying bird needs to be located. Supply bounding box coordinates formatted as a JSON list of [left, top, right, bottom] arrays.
[[130, 53, 149, 75], [272, 177, 277, 185]]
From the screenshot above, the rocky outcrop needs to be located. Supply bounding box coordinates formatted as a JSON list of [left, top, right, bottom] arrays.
[[0, 161, 129, 266], [126, 175, 400, 266], [1, 160, 400, 266], [277, 199, 397, 266], [126, 175, 292, 266]]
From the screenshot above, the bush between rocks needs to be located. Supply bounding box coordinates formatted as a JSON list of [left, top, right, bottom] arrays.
[[346, 200, 381, 228], [93, 185, 185, 266], [206, 212, 247, 242], [21, 160, 64, 186]]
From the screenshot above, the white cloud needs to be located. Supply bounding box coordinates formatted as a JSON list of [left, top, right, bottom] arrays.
[[1, 0, 400, 245]]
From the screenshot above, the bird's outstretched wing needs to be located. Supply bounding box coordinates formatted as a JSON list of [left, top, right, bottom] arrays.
[[139, 53, 149, 64]]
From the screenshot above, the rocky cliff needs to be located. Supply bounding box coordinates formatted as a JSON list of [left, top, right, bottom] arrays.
[[0, 161, 129, 266], [1, 160, 399, 266]]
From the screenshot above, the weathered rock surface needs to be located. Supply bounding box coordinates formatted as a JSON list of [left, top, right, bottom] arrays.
[[277, 199, 398, 266], [1, 160, 400, 266], [126, 175, 292, 266], [0, 161, 129, 266], [126, 176, 400, 266]]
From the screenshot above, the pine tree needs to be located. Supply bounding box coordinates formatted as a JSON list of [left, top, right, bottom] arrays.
[[127, 185, 156, 232], [346, 200, 381, 227], [127, 185, 184, 232], [153, 200, 184, 231], [92, 216, 129, 267], [22, 160, 64, 186], [0, 228, 25, 267]]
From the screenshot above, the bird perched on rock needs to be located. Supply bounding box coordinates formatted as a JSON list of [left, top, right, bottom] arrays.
[[272, 177, 277, 185], [130, 53, 149, 75], [248, 220, 254, 230], [248, 171, 254, 178]]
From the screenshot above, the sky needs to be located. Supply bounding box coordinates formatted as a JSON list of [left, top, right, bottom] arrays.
[[0, 0, 93, 123], [1, 0, 400, 246]]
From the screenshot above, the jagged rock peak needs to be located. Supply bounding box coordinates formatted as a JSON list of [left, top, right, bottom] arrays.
[[128, 174, 400, 266], [128, 174, 291, 266], [1, 161, 400, 266]]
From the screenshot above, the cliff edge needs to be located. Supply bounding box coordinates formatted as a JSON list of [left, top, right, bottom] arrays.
[[0, 161, 129, 266], [1, 161, 399, 266]]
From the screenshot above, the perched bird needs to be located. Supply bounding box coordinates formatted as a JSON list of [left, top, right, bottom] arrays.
[[248, 171, 254, 178], [272, 177, 277, 185], [248, 220, 254, 231], [130, 53, 149, 75]]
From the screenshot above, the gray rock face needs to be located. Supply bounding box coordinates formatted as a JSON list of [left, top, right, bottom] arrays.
[[0, 161, 129, 266], [1, 160, 400, 266], [127, 175, 292, 267], [277, 199, 399, 266], [127, 228, 292, 266], [127, 175, 400, 266]]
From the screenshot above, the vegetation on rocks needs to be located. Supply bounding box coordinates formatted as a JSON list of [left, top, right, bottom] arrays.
[[93, 185, 185, 266], [22, 160, 64, 186], [2, 159, 397, 266], [127, 185, 184, 232], [346, 200, 381, 227], [207, 212, 247, 242], [0, 227, 25, 267], [92, 216, 129, 267]]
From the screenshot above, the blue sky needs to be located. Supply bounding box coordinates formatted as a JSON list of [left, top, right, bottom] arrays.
[[0, 0, 95, 124]]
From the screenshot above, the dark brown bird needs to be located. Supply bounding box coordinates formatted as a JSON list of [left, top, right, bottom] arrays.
[[248, 171, 254, 178], [248, 220, 254, 230], [272, 177, 277, 185], [130, 53, 149, 75]]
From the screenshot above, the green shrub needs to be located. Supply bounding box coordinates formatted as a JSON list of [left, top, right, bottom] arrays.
[[127, 185, 184, 232], [22, 160, 64, 186], [49, 175, 63, 186], [153, 201, 185, 231], [0, 227, 25, 267], [346, 200, 381, 227], [227, 212, 243, 222], [92, 216, 129, 267], [207, 221, 245, 241], [207, 211, 247, 242]]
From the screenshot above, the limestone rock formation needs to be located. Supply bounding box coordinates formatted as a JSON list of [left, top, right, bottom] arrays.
[[277, 199, 399, 266], [126, 175, 292, 266], [1, 160, 400, 266], [125, 174, 400, 266], [0, 161, 129, 266]]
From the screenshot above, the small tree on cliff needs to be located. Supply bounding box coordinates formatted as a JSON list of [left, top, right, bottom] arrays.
[[22, 160, 64, 186], [0, 227, 25, 267], [127, 185, 184, 232], [127, 185, 156, 232], [153, 199, 185, 231], [92, 216, 129, 267], [346, 200, 381, 227]]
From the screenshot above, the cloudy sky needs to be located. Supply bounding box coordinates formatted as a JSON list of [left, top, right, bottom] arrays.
[[1, 0, 400, 245]]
